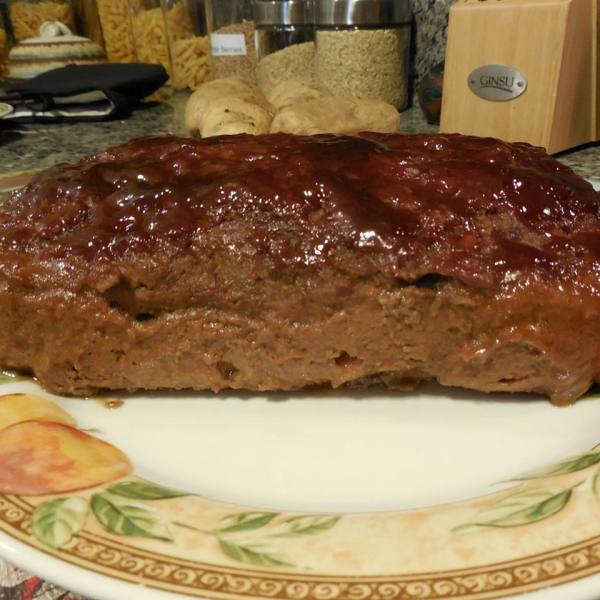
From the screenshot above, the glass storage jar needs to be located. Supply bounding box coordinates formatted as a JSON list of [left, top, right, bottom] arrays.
[[75, 0, 106, 48], [6, 0, 77, 43], [206, 0, 256, 84], [315, 0, 412, 110], [128, 0, 171, 76], [254, 0, 314, 97], [96, 0, 136, 62], [0, 11, 9, 81], [163, 0, 212, 90]]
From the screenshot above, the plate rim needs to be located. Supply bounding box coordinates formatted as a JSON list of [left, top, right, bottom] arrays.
[[3, 380, 600, 600]]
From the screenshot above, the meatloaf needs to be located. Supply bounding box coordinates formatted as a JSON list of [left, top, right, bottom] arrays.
[[1, 132, 599, 404]]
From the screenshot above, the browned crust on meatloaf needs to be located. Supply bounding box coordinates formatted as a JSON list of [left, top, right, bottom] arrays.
[[1, 132, 600, 404]]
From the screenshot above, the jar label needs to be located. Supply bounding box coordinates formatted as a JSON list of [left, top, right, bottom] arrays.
[[211, 33, 247, 57]]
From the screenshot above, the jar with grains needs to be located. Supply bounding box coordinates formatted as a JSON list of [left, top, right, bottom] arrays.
[[6, 0, 77, 43], [254, 0, 314, 97], [205, 0, 256, 85], [128, 0, 171, 77], [163, 0, 212, 90], [314, 0, 412, 110], [96, 0, 136, 62]]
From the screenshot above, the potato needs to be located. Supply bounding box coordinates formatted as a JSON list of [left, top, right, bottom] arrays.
[[266, 75, 332, 111], [269, 96, 400, 135], [199, 93, 275, 137], [185, 77, 275, 137]]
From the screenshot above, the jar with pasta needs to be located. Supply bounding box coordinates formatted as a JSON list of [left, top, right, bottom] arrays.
[[6, 0, 77, 43], [96, 0, 136, 62], [315, 0, 412, 110], [163, 0, 212, 90], [0, 12, 9, 81], [76, 0, 106, 48], [206, 0, 256, 85], [128, 0, 171, 77], [254, 0, 314, 97]]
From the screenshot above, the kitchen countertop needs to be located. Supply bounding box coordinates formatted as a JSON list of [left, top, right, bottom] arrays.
[[1, 91, 599, 180]]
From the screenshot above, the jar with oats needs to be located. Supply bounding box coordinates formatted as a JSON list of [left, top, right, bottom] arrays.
[[6, 0, 78, 43], [163, 0, 212, 90], [254, 0, 314, 97], [314, 0, 412, 110], [205, 0, 256, 85]]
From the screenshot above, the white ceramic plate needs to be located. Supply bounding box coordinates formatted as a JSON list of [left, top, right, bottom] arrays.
[[0, 102, 13, 119], [3, 377, 600, 600]]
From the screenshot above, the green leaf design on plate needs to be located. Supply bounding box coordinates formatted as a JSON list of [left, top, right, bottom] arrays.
[[512, 451, 600, 480], [452, 485, 574, 535], [106, 481, 188, 500], [271, 515, 340, 537], [591, 468, 600, 502], [91, 492, 172, 540], [218, 539, 293, 568], [215, 512, 279, 534], [30, 496, 89, 550]]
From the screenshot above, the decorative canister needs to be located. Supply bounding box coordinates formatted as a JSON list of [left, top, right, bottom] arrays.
[[314, 0, 412, 110], [6, 0, 78, 43], [163, 0, 212, 90], [8, 20, 106, 81], [205, 0, 256, 85], [254, 0, 314, 97]]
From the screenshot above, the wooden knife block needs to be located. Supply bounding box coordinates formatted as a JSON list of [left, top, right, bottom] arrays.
[[440, 0, 598, 154]]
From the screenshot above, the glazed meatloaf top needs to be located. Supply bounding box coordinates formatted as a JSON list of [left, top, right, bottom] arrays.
[[1, 132, 600, 402], [1, 132, 599, 294]]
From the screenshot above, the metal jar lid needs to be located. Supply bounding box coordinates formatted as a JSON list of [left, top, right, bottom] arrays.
[[253, 0, 315, 26], [315, 0, 412, 25]]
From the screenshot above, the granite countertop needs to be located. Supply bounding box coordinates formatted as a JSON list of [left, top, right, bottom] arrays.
[[1, 91, 599, 180]]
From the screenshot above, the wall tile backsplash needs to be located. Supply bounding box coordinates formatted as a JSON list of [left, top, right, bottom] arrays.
[[412, 0, 454, 91]]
